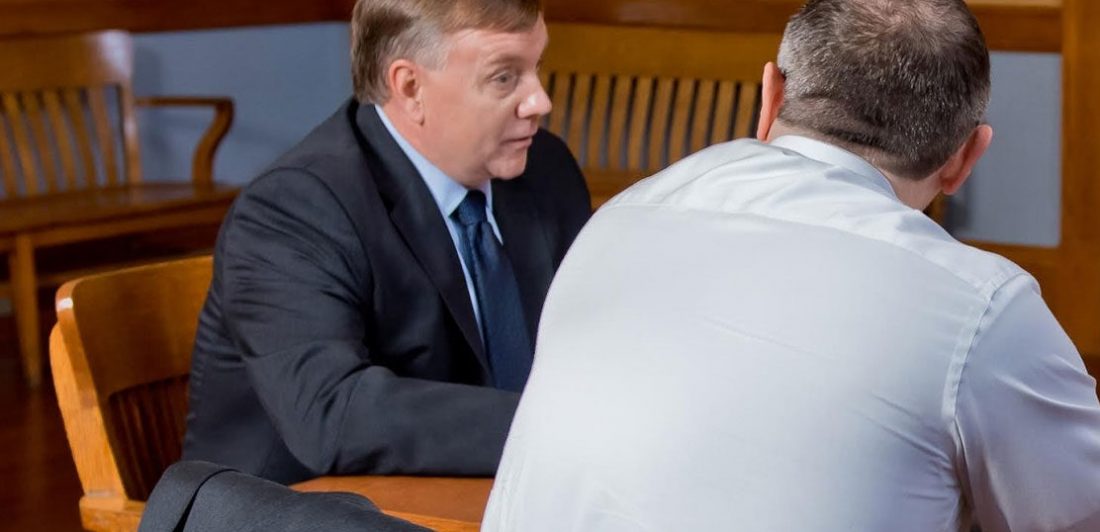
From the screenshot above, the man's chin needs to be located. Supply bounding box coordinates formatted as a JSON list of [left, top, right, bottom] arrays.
[[488, 156, 530, 180]]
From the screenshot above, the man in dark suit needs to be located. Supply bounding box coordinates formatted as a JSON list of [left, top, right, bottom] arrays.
[[182, 0, 590, 484]]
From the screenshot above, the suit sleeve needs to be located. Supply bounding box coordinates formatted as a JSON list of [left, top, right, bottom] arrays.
[[954, 275, 1100, 531], [218, 168, 519, 476]]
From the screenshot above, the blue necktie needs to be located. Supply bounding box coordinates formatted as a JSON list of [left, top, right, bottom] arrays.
[[452, 190, 533, 392]]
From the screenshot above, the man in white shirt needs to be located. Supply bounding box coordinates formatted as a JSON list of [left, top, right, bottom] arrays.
[[482, 0, 1100, 530]]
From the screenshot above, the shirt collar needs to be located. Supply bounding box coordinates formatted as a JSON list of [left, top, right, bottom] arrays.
[[375, 105, 493, 217], [770, 135, 899, 201]]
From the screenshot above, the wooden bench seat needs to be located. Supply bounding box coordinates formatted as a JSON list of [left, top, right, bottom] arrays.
[[0, 183, 236, 238]]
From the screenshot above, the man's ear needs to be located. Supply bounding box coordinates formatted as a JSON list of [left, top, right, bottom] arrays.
[[386, 59, 425, 124], [756, 62, 786, 140], [940, 124, 993, 195]]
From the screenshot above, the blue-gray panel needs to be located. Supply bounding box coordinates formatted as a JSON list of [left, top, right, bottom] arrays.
[[951, 52, 1062, 247], [133, 23, 352, 185]]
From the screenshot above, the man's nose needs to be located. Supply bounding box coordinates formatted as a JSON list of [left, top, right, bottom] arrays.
[[517, 81, 552, 119]]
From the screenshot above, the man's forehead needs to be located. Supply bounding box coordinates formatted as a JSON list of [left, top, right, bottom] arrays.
[[445, 21, 548, 63]]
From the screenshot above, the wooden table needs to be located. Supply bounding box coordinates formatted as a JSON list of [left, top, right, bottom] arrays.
[[294, 476, 494, 531]]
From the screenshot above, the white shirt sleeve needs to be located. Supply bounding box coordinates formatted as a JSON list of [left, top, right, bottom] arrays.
[[954, 275, 1100, 532]]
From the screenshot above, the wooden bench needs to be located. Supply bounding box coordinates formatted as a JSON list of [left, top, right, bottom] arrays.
[[540, 22, 780, 207]]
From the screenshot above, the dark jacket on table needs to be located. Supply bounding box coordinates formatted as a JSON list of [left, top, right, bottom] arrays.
[[139, 461, 427, 532], [182, 99, 591, 484]]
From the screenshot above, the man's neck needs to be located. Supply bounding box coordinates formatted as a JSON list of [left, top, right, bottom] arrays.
[[766, 122, 935, 210]]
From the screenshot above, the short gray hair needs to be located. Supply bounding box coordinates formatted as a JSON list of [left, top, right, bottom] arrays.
[[350, 0, 542, 104], [776, 0, 990, 179]]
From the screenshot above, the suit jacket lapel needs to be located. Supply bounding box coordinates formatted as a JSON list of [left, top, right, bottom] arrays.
[[350, 103, 489, 376], [492, 178, 555, 341]]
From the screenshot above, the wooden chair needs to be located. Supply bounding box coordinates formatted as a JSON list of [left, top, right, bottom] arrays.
[[50, 256, 486, 532], [51, 256, 213, 531], [540, 23, 781, 207], [0, 30, 238, 388]]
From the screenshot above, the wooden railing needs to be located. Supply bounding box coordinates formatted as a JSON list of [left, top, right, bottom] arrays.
[[1054, 0, 1100, 359], [0, 0, 344, 37]]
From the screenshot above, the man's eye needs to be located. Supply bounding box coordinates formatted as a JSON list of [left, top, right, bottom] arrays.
[[492, 72, 517, 86]]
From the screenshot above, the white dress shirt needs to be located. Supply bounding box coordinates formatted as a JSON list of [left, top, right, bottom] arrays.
[[482, 136, 1100, 532], [376, 106, 502, 330]]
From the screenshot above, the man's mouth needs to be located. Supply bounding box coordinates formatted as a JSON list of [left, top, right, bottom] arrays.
[[505, 136, 534, 148]]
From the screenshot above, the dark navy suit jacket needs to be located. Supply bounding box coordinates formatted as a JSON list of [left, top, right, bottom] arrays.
[[182, 100, 591, 484]]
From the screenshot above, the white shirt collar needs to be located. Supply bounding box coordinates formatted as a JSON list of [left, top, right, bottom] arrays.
[[770, 135, 899, 201], [374, 105, 493, 217]]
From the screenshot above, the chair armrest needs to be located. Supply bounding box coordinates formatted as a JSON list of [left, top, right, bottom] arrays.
[[135, 96, 234, 188]]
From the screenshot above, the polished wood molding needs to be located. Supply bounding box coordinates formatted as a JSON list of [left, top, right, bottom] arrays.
[[1056, 0, 1100, 360], [0, 0, 347, 37], [0, 0, 1062, 52], [542, 0, 1062, 52], [968, 0, 1062, 52]]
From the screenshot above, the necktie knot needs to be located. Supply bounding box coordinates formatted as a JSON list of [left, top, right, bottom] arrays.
[[453, 190, 488, 227]]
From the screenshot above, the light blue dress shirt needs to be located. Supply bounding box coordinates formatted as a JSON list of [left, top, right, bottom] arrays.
[[375, 106, 502, 331]]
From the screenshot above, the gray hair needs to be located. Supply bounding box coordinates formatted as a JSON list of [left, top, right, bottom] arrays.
[[776, 0, 990, 179], [350, 0, 542, 104]]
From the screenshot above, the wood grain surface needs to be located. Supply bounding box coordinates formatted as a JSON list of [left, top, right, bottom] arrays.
[[0, 0, 1062, 52]]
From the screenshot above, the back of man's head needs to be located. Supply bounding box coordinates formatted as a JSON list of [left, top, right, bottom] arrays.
[[777, 0, 990, 180], [350, 0, 542, 105]]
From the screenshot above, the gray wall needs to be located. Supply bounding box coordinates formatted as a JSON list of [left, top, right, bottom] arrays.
[[131, 24, 1063, 247], [951, 52, 1062, 247], [133, 23, 352, 186]]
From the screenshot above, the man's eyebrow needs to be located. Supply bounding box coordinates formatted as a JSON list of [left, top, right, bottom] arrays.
[[484, 53, 529, 68]]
